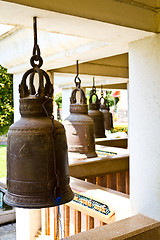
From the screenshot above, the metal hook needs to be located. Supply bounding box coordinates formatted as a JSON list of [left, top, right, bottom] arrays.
[[90, 77, 96, 95], [33, 17, 37, 47], [101, 84, 103, 97], [74, 60, 81, 88], [32, 17, 41, 65], [19, 17, 53, 98]]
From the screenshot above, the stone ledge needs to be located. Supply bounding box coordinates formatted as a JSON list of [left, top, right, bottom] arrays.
[[0, 209, 16, 225], [67, 214, 160, 240]]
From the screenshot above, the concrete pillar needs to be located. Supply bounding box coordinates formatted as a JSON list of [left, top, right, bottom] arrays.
[[129, 34, 160, 220], [16, 208, 41, 240], [62, 88, 73, 121]]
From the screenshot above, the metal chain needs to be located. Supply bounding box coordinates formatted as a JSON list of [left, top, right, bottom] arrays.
[[30, 17, 43, 68]]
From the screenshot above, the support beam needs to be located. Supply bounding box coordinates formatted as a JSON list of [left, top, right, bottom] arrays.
[[54, 54, 129, 79], [2, 0, 158, 32]]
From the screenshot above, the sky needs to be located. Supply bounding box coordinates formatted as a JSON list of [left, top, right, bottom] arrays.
[[0, 24, 14, 36]]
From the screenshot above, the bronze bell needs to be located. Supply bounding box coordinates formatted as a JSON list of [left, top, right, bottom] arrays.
[[4, 17, 74, 208], [107, 104, 113, 130], [64, 61, 97, 159], [100, 93, 113, 130], [88, 88, 106, 138]]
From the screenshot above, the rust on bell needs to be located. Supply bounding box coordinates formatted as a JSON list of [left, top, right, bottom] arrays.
[[64, 61, 97, 159], [4, 17, 74, 209]]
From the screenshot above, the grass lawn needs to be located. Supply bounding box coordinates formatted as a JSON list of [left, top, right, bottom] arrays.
[[0, 145, 7, 179]]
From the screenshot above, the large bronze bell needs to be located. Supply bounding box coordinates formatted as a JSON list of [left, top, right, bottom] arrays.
[[88, 87, 106, 138], [4, 17, 74, 208], [100, 93, 113, 130], [64, 62, 97, 159]]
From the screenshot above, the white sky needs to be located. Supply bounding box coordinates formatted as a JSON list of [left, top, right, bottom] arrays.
[[0, 24, 14, 36]]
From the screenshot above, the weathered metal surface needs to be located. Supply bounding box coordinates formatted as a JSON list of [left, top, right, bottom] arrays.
[[88, 90, 106, 138], [4, 17, 74, 208], [64, 61, 97, 159]]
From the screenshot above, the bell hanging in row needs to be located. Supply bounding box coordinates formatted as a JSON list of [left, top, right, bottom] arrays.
[[100, 87, 113, 130], [4, 17, 74, 208], [64, 61, 97, 159], [106, 104, 113, 130], [88, 79, 106, 138]]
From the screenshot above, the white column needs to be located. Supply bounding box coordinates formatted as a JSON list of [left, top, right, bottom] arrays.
[[62, 88, 73, 121], [129, 34, 160, 220], [16, 208, 41, 240], [13, 72, 23, 122]]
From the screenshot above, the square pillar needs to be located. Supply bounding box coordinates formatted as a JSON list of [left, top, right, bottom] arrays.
[[129, 34, 160, 220], [16, 208, 41, 240], [62, 88, 73, 121]]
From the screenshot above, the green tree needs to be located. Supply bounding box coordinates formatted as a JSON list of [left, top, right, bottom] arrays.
[[54, 92, 62, 109], [0, 65, 14, 136], [104, 90, 115, 107]]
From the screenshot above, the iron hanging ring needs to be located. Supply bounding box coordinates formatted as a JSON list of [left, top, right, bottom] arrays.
[[42, 70, 53, 97], [29, 72, 36, 95], [30, 55, 43, 68], [100, 96, 107, 106], [70, 88, 86, 104], [74, 76, 81, 88], [92, 86, 96, 92], [89, 91, 99, 104]]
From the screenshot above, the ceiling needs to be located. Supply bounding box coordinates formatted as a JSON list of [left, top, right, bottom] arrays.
[[0, 0, 156, 88], [1, 0, 159, 32]]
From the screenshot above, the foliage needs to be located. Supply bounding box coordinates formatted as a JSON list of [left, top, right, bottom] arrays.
[[0, 65, 14, 136], [86, 89, 90, 106], [54, 92, 62, 109], [86, 89, 120, 109], [104, 91, 115, 108], [111, 126, 128, 134], [114, 97, 120, 105], [0, 145, 7, 179]]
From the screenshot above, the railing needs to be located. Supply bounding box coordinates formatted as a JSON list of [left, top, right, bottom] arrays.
[[35, 145, 129, 239], [95, 137, 128, 149], [69, 145, 129, 194], [35, 177, 131, 239], [66, 214, 160, 240]]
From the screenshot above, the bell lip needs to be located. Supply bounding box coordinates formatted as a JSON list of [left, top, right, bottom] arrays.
[[4, 187, 74, 209]]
